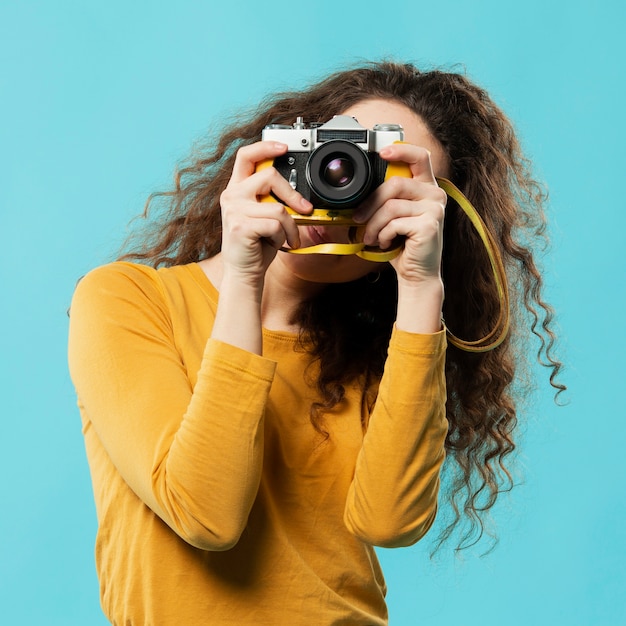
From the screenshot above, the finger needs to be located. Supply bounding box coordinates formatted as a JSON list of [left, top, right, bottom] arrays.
[[226, 201, 303, 250], [355, 178, 447, 225], [361, 198, 424, 245], [253, 218, 289, 250], [227, 152, 313, 215], [377, 215, 442, 251], [271, 206, 302, 249], [250, 167, 314, 215], [363, 195, 445, 248], [378, 143, 437, 183], [229, 141, 290, 184], [254, 201, 303, 249], [222, 167, 312, 217]]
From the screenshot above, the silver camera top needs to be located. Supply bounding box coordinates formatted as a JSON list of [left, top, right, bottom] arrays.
[[262, 115, 404, 152]]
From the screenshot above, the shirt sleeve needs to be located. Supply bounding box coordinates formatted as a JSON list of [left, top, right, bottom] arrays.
[[343, 326, 448, 548], [68, 263, 276, 551]]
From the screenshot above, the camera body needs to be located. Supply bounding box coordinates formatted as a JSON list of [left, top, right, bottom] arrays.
[[260, 115, 407, 223]]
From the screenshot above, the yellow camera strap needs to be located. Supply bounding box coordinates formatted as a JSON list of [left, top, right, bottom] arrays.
[[284, 238, 402, 262], [436, 178, 510, 352]]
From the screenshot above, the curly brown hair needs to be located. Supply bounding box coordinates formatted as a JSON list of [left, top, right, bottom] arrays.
[[119, 61, 565, 551]]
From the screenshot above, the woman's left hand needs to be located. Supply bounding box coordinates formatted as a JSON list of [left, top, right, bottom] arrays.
[[353, 143, 447, 288]]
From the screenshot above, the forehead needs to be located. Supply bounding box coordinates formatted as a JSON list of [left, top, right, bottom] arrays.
[[340, 99, 450, 178]]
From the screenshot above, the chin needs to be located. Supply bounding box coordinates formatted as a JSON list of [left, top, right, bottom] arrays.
[[282, 251, 382, 284]]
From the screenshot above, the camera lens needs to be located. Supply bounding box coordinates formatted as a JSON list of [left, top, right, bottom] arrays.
[[322, 157, 354, 188], [307, 140, 372, 205]]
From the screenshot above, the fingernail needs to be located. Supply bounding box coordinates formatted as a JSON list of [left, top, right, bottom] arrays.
[[300, 198, 313, 210], [274, 142, 287, 150], [379, 147, 392, 158]]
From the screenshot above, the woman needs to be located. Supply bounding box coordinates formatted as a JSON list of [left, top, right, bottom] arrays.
[[68, 61, 563, 625]]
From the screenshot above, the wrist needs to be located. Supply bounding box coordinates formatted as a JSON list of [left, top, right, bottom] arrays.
[[212, 268, 265, 355], [395, 277, 444, 334], [220, 266, 265, 298]]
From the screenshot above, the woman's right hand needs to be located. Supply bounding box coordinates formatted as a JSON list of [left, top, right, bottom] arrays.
[[218, 141, 313, 282]]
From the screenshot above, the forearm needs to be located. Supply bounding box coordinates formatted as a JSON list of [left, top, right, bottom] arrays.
[[344, 328, 448, 547], [158, 339, 275, 550]]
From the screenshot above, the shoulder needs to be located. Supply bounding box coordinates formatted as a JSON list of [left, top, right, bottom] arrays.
[[75, 261, 163, 296], [70, 262, 171, 325], [71, 262, 218, 331]]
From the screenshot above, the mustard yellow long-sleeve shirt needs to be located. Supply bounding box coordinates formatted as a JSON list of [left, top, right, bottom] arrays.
[[68, 261, 448, 625]]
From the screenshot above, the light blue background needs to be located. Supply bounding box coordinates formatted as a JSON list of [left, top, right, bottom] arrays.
[[1, 1, 624, 624]]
